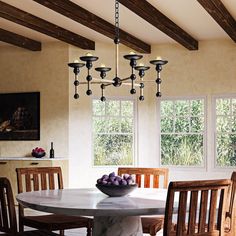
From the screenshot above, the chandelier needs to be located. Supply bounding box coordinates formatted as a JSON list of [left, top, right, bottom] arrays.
[[68, 0, 168, 102]]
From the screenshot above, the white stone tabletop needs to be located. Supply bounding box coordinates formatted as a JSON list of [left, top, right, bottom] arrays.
[[16, 188, 168, 217]]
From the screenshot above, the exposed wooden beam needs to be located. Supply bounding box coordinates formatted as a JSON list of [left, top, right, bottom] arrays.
[[0, 28, 41, 51], [0, 1, 94, 50], [197, 0, 236, 42], [119, 0, 198, 50], [32, 0, 151, 53]]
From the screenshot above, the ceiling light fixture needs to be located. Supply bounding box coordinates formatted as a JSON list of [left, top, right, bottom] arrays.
[[68, 0, 168, 102]]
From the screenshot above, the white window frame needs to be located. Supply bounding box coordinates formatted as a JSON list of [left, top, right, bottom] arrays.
[[157, 96, 207, 170], [212, 94, 236, 170], [91, 96, 137, 167]]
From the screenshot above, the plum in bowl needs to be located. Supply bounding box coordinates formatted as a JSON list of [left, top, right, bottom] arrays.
[[96, 172, 137, 197]]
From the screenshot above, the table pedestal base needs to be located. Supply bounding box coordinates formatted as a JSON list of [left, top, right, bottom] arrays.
[[93, 216, 143, 236]]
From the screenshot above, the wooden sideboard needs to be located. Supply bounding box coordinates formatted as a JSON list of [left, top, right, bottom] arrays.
[[0, 158, 68, 202]]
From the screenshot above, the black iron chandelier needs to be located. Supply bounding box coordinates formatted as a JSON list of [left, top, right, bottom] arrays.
[[68, 0, 168, 102]]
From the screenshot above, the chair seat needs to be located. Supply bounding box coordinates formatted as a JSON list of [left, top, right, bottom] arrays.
[[141, 216, 164, 235], [22, 214, 92, 231]]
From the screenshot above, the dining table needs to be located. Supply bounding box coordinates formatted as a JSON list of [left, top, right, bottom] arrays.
[[16, 188, 168, 236]]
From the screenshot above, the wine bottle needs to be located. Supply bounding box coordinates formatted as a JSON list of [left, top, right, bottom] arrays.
[[50, 142, 54, 158]]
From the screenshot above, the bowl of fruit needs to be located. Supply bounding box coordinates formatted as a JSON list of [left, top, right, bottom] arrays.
[[31, 147, 46, 158], [96, 172, 137, 197]]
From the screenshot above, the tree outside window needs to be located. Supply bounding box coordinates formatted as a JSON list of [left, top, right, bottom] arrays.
[[92, 99, 135, 166], [215, 97, 236, 167], [160, 98, 205, 166]]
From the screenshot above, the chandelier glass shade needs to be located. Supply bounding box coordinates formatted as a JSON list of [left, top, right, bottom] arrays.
[[68, 0, 168, 101]]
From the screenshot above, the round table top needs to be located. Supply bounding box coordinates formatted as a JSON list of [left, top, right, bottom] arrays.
[[16, 188, 167, 217]]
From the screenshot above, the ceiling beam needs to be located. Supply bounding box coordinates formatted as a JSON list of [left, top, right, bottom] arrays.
[[197, 0, 236, 42], [0, 28, 41, 51], [0, 1, 95, 50], [32, 0, 151, 53], [119, 0, 198, 50]]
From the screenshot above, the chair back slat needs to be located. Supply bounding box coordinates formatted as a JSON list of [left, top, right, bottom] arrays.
[[164, 179, 231, 236], [144, 174, 150, 188], [199, 190, 209, 233], [208, 189, 218, 232], [176, 191, 187, 235], [118, 167, 169, 188], [188, 191, 198, 234], [33, 174, 39, 191], [153, 175, 160, 188], [49, 173, 55, 190], [25, 173, 32, 192], [41, 172, 47, 190], [0, 177, 17, 234], [136, 174, 141, 187]]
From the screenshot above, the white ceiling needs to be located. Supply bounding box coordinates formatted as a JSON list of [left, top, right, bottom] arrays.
[[0, 0, 236, 48]]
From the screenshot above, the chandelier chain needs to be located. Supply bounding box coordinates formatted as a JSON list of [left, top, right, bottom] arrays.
[[115, 0, 120, 41]]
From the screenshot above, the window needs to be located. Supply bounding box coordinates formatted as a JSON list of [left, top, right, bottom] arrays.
[[214, 96, 236, 167], [160, 98, 205, 166], [92, 99, 135, 166]]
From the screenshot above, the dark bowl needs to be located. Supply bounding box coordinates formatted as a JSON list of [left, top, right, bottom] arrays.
[[32, 152, 46, 158], [96, 183, 138, 197]]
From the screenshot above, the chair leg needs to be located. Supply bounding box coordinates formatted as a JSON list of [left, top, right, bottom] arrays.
[[59, 229, 64, 236], [87, 225, 92, 236], [87, 227, 92, 236]]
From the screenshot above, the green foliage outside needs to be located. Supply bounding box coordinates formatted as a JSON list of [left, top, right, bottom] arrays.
[[216, 98, 236, 167], [160, 99, 204, 166], [93, 100, 134, 166]]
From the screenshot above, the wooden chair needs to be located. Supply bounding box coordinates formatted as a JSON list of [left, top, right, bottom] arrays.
[[16, 167, 92, 236], [225, 172, 236, 236], [0, 177, 59, 235], [118, 167, 169, 236], [163, 179, 231, 236]]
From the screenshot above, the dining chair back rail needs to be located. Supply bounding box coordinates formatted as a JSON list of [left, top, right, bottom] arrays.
[[163, 179, 231, 236], [118, 167, 169, 188]]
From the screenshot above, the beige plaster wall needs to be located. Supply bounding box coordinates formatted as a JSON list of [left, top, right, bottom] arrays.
[[0, 42, 69, 158], [68, 40, 236, 188]]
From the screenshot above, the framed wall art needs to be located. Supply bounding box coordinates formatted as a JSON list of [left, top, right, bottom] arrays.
[[0, 92, 40, 140]]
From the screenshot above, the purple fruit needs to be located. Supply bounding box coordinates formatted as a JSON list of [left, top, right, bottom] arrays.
[[120, 179, 127, 185], [102, 174, 109, 180], [123, 174, 130, 180], [109, 176, 116, 182], [97, 178, 102, 184], [112, 180, 119, 185], [102, 180, 108, 185], [115, 176, 122, 182], [109, 172, 116, 178]]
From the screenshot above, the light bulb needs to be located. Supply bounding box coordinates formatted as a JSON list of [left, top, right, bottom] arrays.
[[86, 52, 93, 56], [129, 51, 136, 55], [100, 64, 106, 67], [73, 59, 79, 63], [138, 63, 144, 67], [155, 56, 162, 60]]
